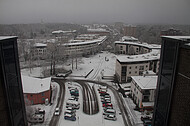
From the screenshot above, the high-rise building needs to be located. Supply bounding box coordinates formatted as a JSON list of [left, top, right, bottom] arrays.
[[0, 36, 27, 126], [123, 25, 136, 37], [153, 36, 190, 126]]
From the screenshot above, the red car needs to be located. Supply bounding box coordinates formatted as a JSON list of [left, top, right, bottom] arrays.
[[103, 103, 113, 108]]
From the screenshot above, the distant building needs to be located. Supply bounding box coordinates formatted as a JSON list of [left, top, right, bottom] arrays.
[[153, 36, 190, 126], [87, 28, 110, 36], [115, 49, 160, 82], [131, 75, 157, 111], [115, 38, 161, 55], [32, 43, 47, 60], [160, 28, 182, 36], [123, 25, 136, 37], [52, 30, 77, 42], [0, 36, 27, 126], [22, 75, 51, 105], [61, 36, 107, 57]]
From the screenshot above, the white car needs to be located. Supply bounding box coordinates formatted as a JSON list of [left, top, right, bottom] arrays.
[[104, 114, 117, 121], [54, 108, 60, 116]]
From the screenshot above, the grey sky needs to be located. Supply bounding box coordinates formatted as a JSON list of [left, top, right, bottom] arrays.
[[0, 0, 190, 24]]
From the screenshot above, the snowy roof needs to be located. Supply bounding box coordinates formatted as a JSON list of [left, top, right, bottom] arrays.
[[34, 43, 47, 47], [131, 76, 158, 90], [115, 41, 161, 49], [87, 28, 109, 32], [142, 102, 154, 107], [122, 36, 138, 42], [0, 36, 17, 41], [143, 71, 156, 76], [117, 49, 160, 63], [52, 30, 76, 34], [162, 36, 190, 42], [63, 36, 107, 46], [21, 75, 51, 94]]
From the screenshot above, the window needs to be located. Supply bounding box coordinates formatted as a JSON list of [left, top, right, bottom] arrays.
[[31, 94, 33, 97], [139, 66, 144, 70], [42, 92, 45, 96], [129, 66, 131, 69], [129, 71, 131, 74], [135, 71, 137, 74], [135, 66, 137, 69], [146, 65, 148, 68]]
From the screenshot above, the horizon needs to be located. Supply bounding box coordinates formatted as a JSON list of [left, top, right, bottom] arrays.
[[0, 0, 190, 25]]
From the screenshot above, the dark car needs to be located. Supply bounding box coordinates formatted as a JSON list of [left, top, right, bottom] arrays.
[[64, 114, 76, 121], [143, 119, 152, 126]]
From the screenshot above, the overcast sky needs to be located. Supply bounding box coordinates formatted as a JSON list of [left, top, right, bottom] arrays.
[[0, 0, 190, 24]]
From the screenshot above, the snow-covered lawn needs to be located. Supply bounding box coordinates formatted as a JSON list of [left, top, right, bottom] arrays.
[[21, 51, 144, 126]]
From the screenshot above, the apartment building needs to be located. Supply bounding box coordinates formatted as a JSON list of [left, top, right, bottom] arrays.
[[115, 48, 160, 83], [131, 75, 157, 111], [115, 38, 161, 55], [61, 36, 107, 57], [123, 25, 136, 37], [32, 43, 47, 60]]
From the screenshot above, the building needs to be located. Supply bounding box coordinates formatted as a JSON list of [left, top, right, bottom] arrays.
[[115, 50, 160, 83], [0, 36, 27, 126], [87, 28, 110, 36], [32, 43, 47, 60], [123, 25, 136, 37], [153, 36, 190, 126], [115, 39, 161, 55], [160, 28, 182, 36], [61, 35, 107, 57], [22, 75, 52, 105], [131, 75, 157, 111]]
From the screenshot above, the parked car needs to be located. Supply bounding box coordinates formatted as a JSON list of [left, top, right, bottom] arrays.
[[100, 92, 109, 96], [66, 100, 80, 109], [104, 114, 117, 121], [143, 119, 152, 126], [56, 73, 66, 77], [102, 99, 111, 104], [103, 103, 113, 108], [141, 115, 152, 122], [103, 108, 116, 115], [54, 108, 60, 116], [64, 110, 76, 116], [66, 107, 76, 112], [35, 109, 45, 115], [64, 114, 76, 121], [103, 106, 113, 111]]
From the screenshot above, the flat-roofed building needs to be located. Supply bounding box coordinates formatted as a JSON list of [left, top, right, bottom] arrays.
[[22, 75, 51, 105], [131, 76, 157, 111], [115, 49, 160, 82]]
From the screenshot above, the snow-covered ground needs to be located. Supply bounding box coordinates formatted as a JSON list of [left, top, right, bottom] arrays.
[[21, 51, 143, 126], [58, 82, 124, 126]]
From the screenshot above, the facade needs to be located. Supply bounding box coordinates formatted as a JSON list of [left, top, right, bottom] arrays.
[[32, 43, 47, 60], [153, 36, 190, 126], [115, 38, 161, 55], [115, 40, 160, 83], [0, 36, 27, 126], [123, 25, 136, 37], [61, 36, 107, 57], [22, 75, 51, 105], [131, 76, 157, 111]]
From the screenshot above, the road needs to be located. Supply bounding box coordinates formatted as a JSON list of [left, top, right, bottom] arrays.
[[49, 79, 66, 126]]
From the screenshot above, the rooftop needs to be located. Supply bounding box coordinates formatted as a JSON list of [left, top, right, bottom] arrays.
[[131, 76, 158, 90], [87, 28, 109, 32], [34, 43, 47, 47], [122, 36, 138, 42], [162, 36, 190, 42], [0, 36, 17, 41], [115, 41, 161, 49], [63, 36, 107, 46], [21, 75, 51, 94], [116, 49, 160, 63]]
